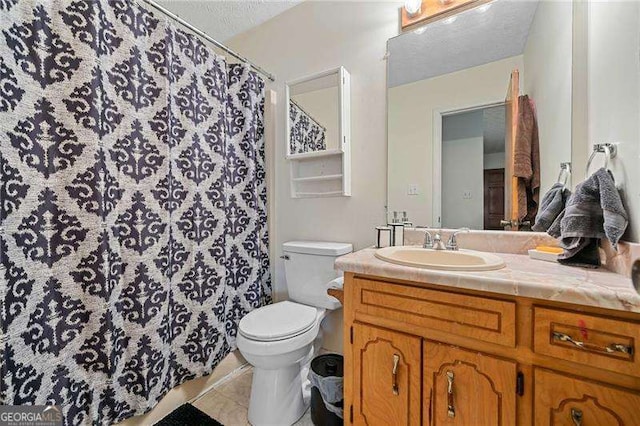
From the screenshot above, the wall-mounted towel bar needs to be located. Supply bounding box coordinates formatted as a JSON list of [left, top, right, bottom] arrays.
[[586, 143, 617, 176]]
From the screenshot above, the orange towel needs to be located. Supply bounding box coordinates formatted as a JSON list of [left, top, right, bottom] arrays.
[[514, 95, 541, 224]]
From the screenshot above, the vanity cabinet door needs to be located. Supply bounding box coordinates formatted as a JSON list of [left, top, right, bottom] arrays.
[[534, 369, 640, 426], [352, 323, 422, 425], [423, 341, 517, 426]]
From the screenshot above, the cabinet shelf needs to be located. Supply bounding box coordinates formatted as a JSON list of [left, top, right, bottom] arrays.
[[288, 144, 350, 198], [294, 191, 345, 198], [292, 174, 343, 183], [287, 149, 343, 161]]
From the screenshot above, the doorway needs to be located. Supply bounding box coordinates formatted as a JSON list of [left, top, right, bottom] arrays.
[[484, 168, 505, 230], [437, 103, 507, 230]]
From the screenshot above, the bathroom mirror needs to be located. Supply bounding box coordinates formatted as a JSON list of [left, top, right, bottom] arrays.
[[386, 0, 573, 231], [286, 67, 350, 159]]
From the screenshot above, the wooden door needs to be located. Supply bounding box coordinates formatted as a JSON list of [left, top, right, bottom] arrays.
[[504, 69, 520, 230], [424, 341, 517, 425], [483, 168, 505, 230], [534, 369, 640, 426], [352, 323, 422, 425]]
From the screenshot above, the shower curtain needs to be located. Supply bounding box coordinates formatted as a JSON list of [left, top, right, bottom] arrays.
[[0, 1, 271, 424], [288, 100, 326, 154]]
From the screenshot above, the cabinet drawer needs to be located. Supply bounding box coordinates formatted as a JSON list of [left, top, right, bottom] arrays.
[[353, 278, 516, 347], [534, 369, 640, 426], [533, 307, 639, 377]]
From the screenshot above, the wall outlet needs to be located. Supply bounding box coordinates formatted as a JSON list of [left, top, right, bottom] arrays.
[[463, 190, 472, 199], [407, 184, 419, 195]]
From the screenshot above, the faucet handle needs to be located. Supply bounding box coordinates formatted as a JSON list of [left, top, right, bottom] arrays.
[[446, 228, 470, 251], [422, 231, 434, 249]]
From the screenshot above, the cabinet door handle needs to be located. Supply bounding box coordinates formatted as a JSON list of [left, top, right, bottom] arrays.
[[446, 371, 455, 418], [552, 331, 634, 355], [392, 354, 400, 395], [571, 408, 583, 426]]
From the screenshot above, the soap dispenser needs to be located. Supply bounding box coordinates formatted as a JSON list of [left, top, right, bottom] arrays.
[[388, 210, 405, 246], [402, 211, 413, 228]]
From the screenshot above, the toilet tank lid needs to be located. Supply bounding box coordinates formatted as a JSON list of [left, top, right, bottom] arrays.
[[283, 241, 353, 256]]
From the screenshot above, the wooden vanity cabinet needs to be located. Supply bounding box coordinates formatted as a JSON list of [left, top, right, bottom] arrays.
[[534, 369, 640, 426], [424, 342, 517, 425], [342, 273, 640, 426], [352, 323, 422, 425]]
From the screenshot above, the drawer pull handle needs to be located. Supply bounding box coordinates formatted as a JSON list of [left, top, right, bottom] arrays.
[[446, 371, 455, 418], [392, 354, 400, 395], [552, 331, 634, 355], [571, 408, 583, 426]]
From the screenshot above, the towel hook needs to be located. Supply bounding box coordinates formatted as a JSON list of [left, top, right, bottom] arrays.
[[586, 143, 617, 176]]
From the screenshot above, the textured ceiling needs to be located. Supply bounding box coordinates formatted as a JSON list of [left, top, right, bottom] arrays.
[[155, 0, 302, 42], [387, 0, 539, 87]]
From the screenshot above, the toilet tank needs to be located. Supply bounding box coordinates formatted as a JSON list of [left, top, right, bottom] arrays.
[[283, 241, 353, 310]]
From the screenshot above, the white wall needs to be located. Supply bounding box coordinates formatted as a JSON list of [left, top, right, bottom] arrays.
[[387, 55, 524, 225], [523, 0, 573, 197], [228, 1, 402, 351], [442, 137, 484, 229], [442, 110, 484, 229], [587, 1, 640, 242]]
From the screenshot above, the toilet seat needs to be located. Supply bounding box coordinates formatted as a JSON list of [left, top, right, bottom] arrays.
[[239, 301, 318, 342]]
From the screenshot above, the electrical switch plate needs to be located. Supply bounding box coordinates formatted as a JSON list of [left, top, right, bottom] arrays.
[[463, 190, 472, 199], [407, 184, 419, 195]]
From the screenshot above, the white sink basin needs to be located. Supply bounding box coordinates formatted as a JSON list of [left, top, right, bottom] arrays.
[[375, 246, 506, 271]]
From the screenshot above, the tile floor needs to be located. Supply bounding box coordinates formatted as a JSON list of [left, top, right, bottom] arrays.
[[191, 367, 314, 426]]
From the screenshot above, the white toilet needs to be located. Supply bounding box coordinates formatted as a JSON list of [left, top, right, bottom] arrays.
[[237, 241, 352, 426]]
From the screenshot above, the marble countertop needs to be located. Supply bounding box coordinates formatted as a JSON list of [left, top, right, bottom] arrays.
[[335, 247, 640, 313]]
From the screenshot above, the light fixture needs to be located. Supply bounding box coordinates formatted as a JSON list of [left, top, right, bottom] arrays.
[[404, 0, 422, 16]]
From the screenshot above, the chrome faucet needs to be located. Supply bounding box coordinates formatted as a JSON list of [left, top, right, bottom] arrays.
[[422, 230, 433, 248], [421, 229, 446, 250], [446, 228, 470, 251], [432, 232, 447, 250]]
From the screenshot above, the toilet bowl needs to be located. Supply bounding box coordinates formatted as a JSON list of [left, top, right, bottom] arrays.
[[237, 301, 326, 425], [236, 241, 352, 426]]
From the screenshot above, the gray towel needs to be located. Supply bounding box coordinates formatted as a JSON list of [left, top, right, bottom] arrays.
[[558, 168, 628, 267], [547, 207, 565, 239], [532, 182, 571, 235]]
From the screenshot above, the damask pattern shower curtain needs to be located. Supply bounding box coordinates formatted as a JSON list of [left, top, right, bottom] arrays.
[[0, 1, 271, 424], [288, 100, 326, 154]]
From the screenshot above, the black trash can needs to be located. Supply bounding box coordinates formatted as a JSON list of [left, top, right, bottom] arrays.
[[309, 354, 344, 426]]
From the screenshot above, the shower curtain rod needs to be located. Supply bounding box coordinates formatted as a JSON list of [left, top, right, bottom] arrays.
[[139, 0, 276, 82]]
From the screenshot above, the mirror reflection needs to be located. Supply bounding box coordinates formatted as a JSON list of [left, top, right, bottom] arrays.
[[387, 0, 572, 231], [287, 72, 340, 156], [441, 105, 507, 230]]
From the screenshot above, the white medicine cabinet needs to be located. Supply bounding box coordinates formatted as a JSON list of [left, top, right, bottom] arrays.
[[285, 66, 351, 198]]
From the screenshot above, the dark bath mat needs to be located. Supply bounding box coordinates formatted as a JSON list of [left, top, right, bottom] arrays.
[[155, 403, 224, 426]]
